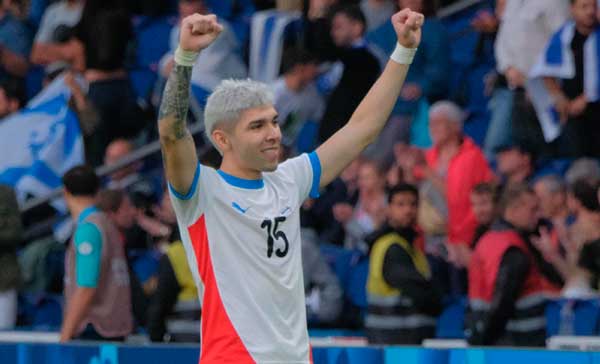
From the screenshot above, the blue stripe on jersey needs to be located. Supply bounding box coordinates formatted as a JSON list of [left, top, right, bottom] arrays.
[[308, 151, 321, 198], [169, 162, 201, 200], [217, 170, 264, 189]]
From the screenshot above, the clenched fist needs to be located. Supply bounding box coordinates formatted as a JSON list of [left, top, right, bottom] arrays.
[[392, 9, 424, 49], [179, 14, 224, 52]]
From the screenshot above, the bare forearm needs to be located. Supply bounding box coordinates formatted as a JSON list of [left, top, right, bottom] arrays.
[[158, 64, 193, 139], [60, 288, 96, 341], [31, 43, 68, 65], [158, 63, 198, 194]]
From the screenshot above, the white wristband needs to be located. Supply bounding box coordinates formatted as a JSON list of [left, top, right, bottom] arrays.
[[174, 46, 199, 67], [390, 43, 417, 65]]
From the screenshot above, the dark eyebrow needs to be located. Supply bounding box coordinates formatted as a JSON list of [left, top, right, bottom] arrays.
[[249, 113, 279, 126]]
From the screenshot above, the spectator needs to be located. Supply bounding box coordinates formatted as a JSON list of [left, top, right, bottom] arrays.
[[365, 184, 442, 345], [468, 184, 548, 346], [535, 0, 600, 157], [484, 0, 569, 159], [301, 228, 343, 325], [0, 0, 31, 79], [470, 182, 497, 248], [360, 0, 395, 32], [301, 0, 339, 62], [565, 157, 600, 186], [147, 191, 201, 343], [317, 5, 380, 142], [103, 139, 163, 210], [60, 165, 133, 342], [561, 178, 600, 297], [72, 0, 146, 166], [271, 48, 323, 152], [535, 178, 600, 297], [157, 0, 246, 95], [334, 159, 387, 251], [0, 185, 22, 330], [97, 188, 161, 328], [0, 76, 24, 119], [494, 142, 535, 189], [301, 158, 361, 246], [578, 180, 600, 289], [422, 101, 494, 266], [533, 175, 570, 239], [30, 0, 85, 73], [366, 0, 449, 146]]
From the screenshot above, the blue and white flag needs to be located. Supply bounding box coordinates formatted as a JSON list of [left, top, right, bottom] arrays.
[[0, 75, 84, 208], [528, 21, 600, 142], [250, 10, 301, 83]]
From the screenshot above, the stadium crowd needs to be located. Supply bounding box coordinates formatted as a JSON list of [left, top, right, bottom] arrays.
[[0, 0, 600, 348]]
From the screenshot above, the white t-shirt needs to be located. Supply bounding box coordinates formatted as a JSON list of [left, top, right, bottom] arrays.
[[169, 152, 321, 363], [34, 1, 83, 43]]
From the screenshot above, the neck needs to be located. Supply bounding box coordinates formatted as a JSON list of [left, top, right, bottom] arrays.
[[68, 197, 97, 221], [219, 157, 262, 180], [284, 74, 303, 92]]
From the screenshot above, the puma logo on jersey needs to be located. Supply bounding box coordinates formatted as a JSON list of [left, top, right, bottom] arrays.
[[232, 202, 250, 214]]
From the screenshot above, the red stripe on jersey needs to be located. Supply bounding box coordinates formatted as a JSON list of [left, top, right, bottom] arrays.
[[188, 215, 254, 363]]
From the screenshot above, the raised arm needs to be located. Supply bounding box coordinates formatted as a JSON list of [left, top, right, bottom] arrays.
[[316, 9, 423, 188], [158, 14, 223, 195]]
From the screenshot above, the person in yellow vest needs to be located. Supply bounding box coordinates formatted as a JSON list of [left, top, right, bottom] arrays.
[[147, 191, 201, 342], [365, 183, 442, 344]]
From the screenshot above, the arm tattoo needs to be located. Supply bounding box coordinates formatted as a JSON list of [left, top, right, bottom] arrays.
[[158, 64, 193, 139]]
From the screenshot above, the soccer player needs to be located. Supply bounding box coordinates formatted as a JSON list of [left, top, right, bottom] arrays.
[[158, 9, 424, 363]]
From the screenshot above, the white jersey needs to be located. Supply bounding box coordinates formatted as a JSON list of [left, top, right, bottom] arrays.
[[169, 152, 321, 363]]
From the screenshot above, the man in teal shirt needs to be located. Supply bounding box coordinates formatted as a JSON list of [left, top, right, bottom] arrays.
[[60, 165, 132, 341]]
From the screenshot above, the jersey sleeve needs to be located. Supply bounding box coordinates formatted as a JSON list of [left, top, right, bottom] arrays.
[[168, 162, 207, 224], [277, 152, 321, 201], [74, 222, 103, 288]]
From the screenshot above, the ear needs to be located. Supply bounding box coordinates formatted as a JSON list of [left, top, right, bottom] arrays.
[[212, 129, 231, 152]]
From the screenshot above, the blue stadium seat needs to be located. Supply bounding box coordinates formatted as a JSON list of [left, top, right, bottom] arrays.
[[546, 298, 600, 336], [18, 293, 63, 330], [130, 15, 175, 100], [436, 296, 467, 339], [319, 244, 355, 289], [129, 250, 161, 286], [345, 257, 369, 309]]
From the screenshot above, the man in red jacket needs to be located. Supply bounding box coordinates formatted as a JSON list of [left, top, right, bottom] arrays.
[[422, 101, 495, 267]]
